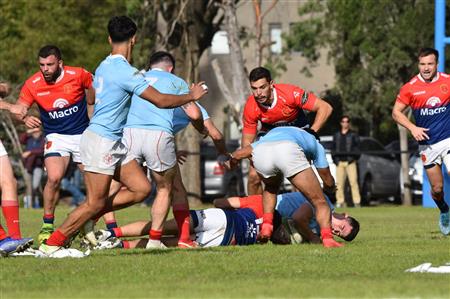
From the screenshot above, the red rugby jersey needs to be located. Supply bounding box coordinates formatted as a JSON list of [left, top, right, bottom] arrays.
[[396, 72, 450, 145], [19, 66, 92, 136], [242, 84, 317, 135]]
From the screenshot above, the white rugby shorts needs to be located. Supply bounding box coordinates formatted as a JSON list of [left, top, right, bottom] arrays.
[[419, 137, 450, 169], [0, 139, 7, 157], [44, 133, 82, 163], [80, 129, 133, 175], [191, 208, 227, 248], [122, 127, 176, 172], [252, 141, 310, 178]]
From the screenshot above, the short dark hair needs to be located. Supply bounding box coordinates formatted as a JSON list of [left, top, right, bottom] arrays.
[[108, 16, 137, 43], [418, 48, 439, 63], [340, 115, 350, 122], [341, 216, 360, 242], [38, 45, 62, 60], [149, 51, 176, 70], [249, 67, 272, 83], [270, 211, 291, 245]]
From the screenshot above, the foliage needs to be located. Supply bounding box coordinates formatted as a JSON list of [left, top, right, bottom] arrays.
[[1, 206, 449, 298], [285, 0, 450, 143]]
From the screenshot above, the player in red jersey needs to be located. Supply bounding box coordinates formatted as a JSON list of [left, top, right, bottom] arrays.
[[392, 48, 450, 235], [15, 45, 95, 244], [242, 67, 333, 195]]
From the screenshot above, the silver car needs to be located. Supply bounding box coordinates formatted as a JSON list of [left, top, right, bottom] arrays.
[[320, 135, 401, 204]]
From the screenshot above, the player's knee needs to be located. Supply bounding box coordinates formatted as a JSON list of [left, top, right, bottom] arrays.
[[431, 183, 443, 196], [0, 176, 17, 191], [46, 175, 62, 188]]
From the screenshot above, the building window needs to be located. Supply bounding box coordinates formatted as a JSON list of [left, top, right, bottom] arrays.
[[211, 30, 230, 54], [269, 23, 282, 54]]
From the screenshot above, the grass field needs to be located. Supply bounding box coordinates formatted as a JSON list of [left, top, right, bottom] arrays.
[[1, 205, 449, 298]]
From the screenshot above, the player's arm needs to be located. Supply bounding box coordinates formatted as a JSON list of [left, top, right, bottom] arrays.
[[205, 119, 227, 156], [309, 98, 332, 133], [15, 99, 41, 128], [183, 102, 206, 135], [139, 83, 207, 108], [392, 101, 429, 141], [213, 196, 241, 209], [291, 204, 321, 243], [316, 167, 336, 195], [85, 85, 95, 105]]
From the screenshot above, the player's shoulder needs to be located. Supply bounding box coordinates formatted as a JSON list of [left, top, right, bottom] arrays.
[[275, 83, 304, 92], [24, 71, 43, 87], [439, 72, 450, 81]]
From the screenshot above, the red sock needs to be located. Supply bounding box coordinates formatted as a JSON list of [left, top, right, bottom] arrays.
[[46, 230, 68, 247], [320, 227, 333, 240], [149, 229, 162, 241], [262, 213, 274, 225], [112, 227, 123, 238], [173, 204, 191, 242], [122, 240, 130, 249], [2, 200, 21, 239], [0, 224, 8, 240]]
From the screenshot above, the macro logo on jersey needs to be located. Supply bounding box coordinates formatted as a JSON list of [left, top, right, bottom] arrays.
[[420, 97, 446, 116], [48, 98, 81, 120]]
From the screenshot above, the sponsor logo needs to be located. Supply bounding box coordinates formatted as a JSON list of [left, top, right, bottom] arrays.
[[301, 92, 309, 105], [49, 105, 79, 119], [53, 98, 69, 109], [421, 153, 427, 163], [37, 91, 51, 96], [282, 106, 294, 116], [46, 141, 52, 149], [66, 70, 76, 75], [63, 84, 73, 94], [440, 84, 448, 94], [293, 91, 300, 99], [246, 222, 257, 238], [412, 90, 426, 96], [103, 153, 113, 166], [420, 96, 446, 116], [32, 77, 41, 84]]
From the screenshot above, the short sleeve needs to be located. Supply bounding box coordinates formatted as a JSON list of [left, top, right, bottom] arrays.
[[80, 68, 93, 89], [119, 66, 149, 96], [196, 103, 210, 120], [396, 85, 411, 106], [242, 98, 258, 135], [178, 78, 190, 95], [18, 83, 35, 107], [293, 85, 317, 111], [312, 143, 329, 169]]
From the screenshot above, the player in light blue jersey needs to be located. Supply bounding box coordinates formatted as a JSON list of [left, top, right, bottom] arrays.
[[227, 126, 343, 248], [38, 16, 207, 258]]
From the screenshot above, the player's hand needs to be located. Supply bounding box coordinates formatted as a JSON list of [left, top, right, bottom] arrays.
[[217, 153, 231, 165], [176, 150, 189, 165], [322, 237, 343, 248], [22, 151, 31, 159], [410, 126, 429, 141], [189, 82, 208, 101], [304, 127, 320, 141], [24, 115, 41, 128], [9, 104, 27, 119], [258, 222, 273, 244]]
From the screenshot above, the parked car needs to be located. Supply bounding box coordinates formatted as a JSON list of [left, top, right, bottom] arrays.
[[320, 135, 401, 205], [399, 152, 423, 204], [200, 139, 245, 199]]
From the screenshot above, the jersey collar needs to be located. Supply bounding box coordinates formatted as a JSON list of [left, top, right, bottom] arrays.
[[418, 72, 440, 83], [259, 86, 278, 109]]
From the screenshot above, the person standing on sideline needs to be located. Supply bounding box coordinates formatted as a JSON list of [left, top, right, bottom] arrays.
[[392, 47, 450, 236], [242, 67, 332, 195], [331, 115, 361, 208]]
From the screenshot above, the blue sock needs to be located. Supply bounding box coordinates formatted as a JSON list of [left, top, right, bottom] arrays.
[[106, 221, 117, 230], [434, 199, 449, 213]]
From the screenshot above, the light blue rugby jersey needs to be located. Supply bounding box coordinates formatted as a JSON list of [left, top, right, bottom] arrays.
[[89, 54, 149, 141], [125, 68, 189, 135], [172, 103, 210, 135], [252, 126, 328, 169], [275, 192, 334, 235]]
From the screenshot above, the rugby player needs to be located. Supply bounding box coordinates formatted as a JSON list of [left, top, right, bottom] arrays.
[[242, 67, 333, 195], [15, 45, 95, 244], [0, 84, 34, 256], [228, 126, 343, 248], [392, 47, 450, 235], [37, 16, 206, 258]]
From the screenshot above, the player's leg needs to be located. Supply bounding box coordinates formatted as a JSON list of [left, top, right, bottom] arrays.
[[39, 155, 70, 244], [259, 174, 282, 242], [247, 165, 263, 195], [102, 179, 122, 230], [335, 161, 347, 207], [347, 161, 361, 206], [425, 164, 449, 235], [114, 218, 179, 238]]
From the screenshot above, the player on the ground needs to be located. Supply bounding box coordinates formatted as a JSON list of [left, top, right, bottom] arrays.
[[0, 84, 34, 256], [392, 47, 450, 235], [97, 191, 358, 249], [123, 51, 203, 249], [37, 16, 206, 258], [242, 67, 332, 195], [228, 126, 342, 248], [15, 45, 95, 244]]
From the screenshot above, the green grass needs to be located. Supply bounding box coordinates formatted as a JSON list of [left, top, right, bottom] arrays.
[[1, 205, 449, 298]]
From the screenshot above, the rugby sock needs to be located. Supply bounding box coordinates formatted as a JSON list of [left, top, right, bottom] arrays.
[[262, 213, 274, 225], [321, 227, 343, 248], [0, 224, 8, 240], [43, 214, 55, 225], [109, 227, 123, 238], [46, 230, 67, 247], [2, 200, 21, 239], [106, 221, 118, 230], [149, 229, 162, 241], [433, 197, 449, 213], [173, 204, 191, 242], [320, 227, 333, 240], [122, 240, 130, 249]]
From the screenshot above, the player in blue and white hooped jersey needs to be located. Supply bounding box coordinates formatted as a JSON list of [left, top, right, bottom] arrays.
[[227, 126, 342, 248], [38, 16, 207, 258]]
